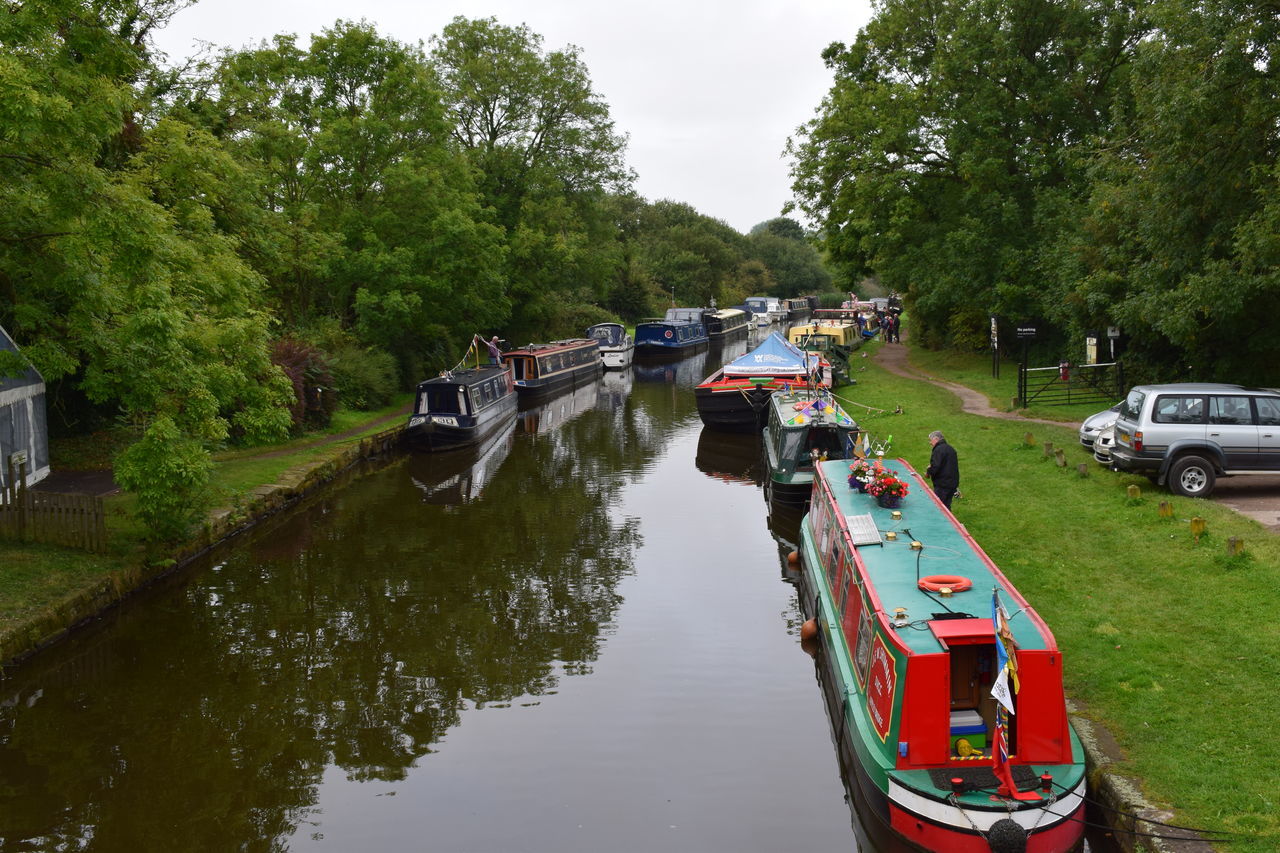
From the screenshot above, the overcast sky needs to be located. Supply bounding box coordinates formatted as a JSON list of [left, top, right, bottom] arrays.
[[151, 0, 874, 234]]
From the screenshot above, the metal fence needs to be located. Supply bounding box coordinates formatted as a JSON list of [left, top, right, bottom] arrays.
[[1017, 361, 1125, 408], [0, 461, 107, 552]]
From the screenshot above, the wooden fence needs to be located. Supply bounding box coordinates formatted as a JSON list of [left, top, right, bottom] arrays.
[[0, 462, 107, 552]]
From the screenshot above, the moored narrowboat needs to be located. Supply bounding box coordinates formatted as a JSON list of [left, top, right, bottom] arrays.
[[586, 322, 634, 369], [695, 332, 822, 432], [502, 338, 603, 403], [762, 389, 860, 511], [634, 316, 709, 360], [405, 365, 518, 452], [797, 458, 1086, 853], [704, 308, 750, 340], [788, 318, 862, 386]]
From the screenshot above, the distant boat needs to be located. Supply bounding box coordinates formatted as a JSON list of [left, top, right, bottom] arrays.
[[787, 317, 863, 386], [743, 296, 774, 327], [694, 331, 822, 432], [703, 307, 750, 340], [797, 458, 1087, 853], [404, 365, 518, 452], [502, 338, 603, 403], [761, 388, 860, 512], [634, 315, 709, 360], [586, 322, 634, 369]]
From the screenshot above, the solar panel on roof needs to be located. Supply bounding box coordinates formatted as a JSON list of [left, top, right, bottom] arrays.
[[845, 514, 883, 546]]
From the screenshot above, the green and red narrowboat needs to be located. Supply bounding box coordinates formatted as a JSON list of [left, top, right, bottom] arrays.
[[798, 458, 1086, 852], [695, 332, 823, 432]]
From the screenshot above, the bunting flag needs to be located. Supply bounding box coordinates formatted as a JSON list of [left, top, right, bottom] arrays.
[[990, 588, 1039, 800]]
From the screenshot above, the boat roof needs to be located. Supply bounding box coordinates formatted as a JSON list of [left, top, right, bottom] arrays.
[[504, 338, 599, 355], [723, 331, 817, 376], [768, 389, 858, 428], [416, 365, 510, 389], [813, 458, 1057, 657]]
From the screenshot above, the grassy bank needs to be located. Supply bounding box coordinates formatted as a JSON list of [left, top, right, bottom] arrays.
[[845, 340, 1276, 850]]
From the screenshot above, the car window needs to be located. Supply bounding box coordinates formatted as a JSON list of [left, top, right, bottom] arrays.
[[1256, 396, 1280, 427], [1209, 396, 1254, 426], [1120, 389, 1146, 420], [1153, 395, 1204, 424]]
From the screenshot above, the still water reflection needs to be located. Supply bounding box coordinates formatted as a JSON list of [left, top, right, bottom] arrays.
[[1, 334, 870, 852]]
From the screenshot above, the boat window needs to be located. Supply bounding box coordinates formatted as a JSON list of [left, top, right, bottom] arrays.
[[468, 388, 481, 413], [781, 430, 806, 464], [481, 382, 495, 404], [853, 610, 873, 687], [421, 385, 463, 414]]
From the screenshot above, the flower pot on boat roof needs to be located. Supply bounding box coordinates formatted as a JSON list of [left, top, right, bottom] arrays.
[[876, 494, 902, 508]]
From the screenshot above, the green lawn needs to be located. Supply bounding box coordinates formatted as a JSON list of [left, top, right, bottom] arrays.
[[849, 340, 1277, 849]]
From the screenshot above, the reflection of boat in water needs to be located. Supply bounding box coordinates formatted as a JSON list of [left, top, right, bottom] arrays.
[[632, 348, 709, 388], [596, 367, 633, 408], [407, 417, 516, 505], [797, 458, 1086, 853], [694, 428, 762, 486], [516, 375, 603, 436], [404, 365, 517, 452], [762, 388, 860, 513]]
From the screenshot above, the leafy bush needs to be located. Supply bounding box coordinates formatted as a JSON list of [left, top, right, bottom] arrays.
[[327, 344, 399, 410], [113, 416, 212, 541]]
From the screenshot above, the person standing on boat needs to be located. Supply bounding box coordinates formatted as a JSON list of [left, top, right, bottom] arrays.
[[926, 430, 960, 508], [475, 334, 502, 365]]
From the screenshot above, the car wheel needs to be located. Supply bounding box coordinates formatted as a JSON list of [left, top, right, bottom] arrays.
[[1169, 455, 1216, 497]]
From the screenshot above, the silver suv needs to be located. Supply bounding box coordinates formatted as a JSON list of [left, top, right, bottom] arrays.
[[1109, 383, 1280, 497]]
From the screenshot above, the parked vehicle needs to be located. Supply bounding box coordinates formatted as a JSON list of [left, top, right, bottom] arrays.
[[1093, 425, 1115, 465], [1078, 403, 1121, 449], [1108, 383, 1280, 497]]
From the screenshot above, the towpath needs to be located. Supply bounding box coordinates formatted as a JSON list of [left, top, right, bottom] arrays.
[[873, 335, 1280, 532]]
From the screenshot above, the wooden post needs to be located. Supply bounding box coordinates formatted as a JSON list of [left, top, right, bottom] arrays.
[[1043, 441, 1054, 458], [1190, 516, 1206, 543], [1077, 463, 1089, 477], [1127, 484, 1141, 499], [16, 459, 27, 542], [1054, 448, 1066, 467], [1024, 432, 1035, 447], [1227, 536, 1244, 556], [1158, 501, 1173, 518]]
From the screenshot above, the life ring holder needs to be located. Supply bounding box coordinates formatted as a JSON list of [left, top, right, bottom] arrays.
[[918, 575, 973, 593]]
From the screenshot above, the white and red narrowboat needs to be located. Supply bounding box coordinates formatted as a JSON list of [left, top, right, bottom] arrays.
[[501, 338, 602, 404], [797, 457, 1086, 852]]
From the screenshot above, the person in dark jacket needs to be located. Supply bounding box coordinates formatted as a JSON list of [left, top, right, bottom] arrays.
[[925, 430, 960, 508]]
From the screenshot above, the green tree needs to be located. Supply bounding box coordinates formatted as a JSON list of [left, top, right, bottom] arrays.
[[746, 217, 832, 296]]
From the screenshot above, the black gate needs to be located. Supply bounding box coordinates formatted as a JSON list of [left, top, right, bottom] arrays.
[[1017, 361, 1124, 408]]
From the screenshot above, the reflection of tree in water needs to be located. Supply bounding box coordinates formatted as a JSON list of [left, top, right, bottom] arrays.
[[0, 354, 727, 850]]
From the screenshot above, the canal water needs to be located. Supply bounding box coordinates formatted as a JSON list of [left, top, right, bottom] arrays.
[[0, 334, 879, 851]]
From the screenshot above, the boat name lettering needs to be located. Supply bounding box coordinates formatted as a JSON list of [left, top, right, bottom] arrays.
[[433, 416, 458, 427], [866, 635, 896, 741]]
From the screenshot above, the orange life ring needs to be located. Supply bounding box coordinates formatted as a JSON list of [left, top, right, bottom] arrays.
[[918, 575, 973, 593]]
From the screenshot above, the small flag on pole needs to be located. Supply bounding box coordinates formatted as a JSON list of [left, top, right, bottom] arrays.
[[990, 588, 1039, 800]]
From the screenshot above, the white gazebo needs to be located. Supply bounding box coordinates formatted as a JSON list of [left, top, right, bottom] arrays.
[[0, 323, 50, 489]]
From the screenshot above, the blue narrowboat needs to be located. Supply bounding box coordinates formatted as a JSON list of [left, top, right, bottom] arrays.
[[405, 365, 517, 452], [633, 316, 709, 360]]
